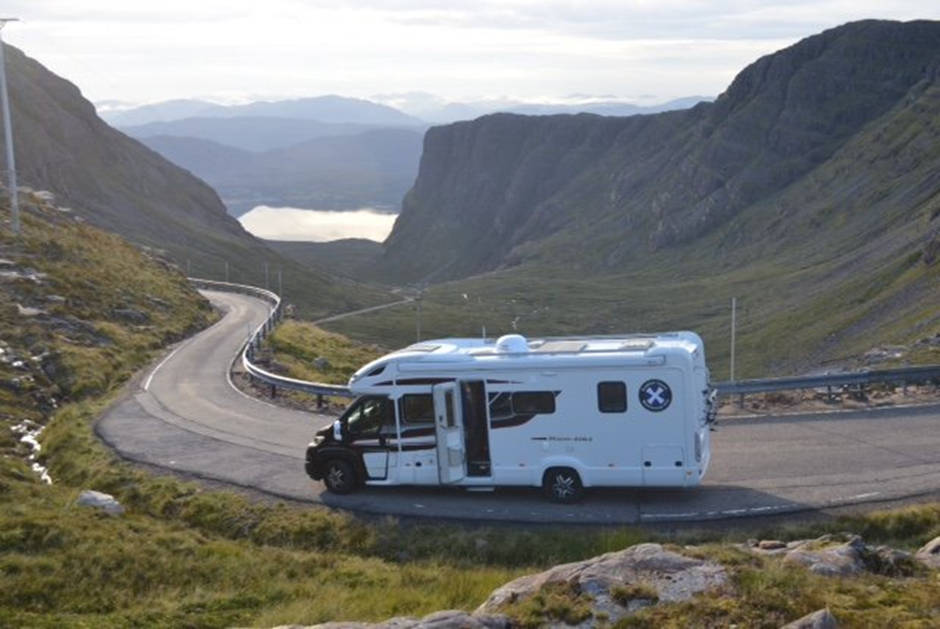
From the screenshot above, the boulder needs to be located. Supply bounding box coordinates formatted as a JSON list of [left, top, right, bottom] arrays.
[[915, 536, 940, 569], [273, 610, 509, 629], [76, 490, 124, 516], [780, 608, 838, 629], [477, 543, 727, 624]]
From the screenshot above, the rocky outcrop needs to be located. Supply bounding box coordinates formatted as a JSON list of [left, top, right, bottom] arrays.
[[277, 533, 940, 629], [747, 534, 920, 578], [477, 543, 727, 625]]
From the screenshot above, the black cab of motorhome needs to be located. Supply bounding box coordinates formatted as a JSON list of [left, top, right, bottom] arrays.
[[305, 395, 395, 494]]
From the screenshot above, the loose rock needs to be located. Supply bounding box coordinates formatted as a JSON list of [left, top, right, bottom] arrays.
[[915, 535, 940, 569], [76, 490, 125, 516], [780, 608, 838, 629]]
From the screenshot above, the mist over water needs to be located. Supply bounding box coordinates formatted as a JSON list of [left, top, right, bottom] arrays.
[[238, 206, 398, 243]]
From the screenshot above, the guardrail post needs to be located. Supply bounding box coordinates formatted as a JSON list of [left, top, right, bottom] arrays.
[[270, 383, 277, 398], [317, 394, 324, 409], [737, 393, 745, 409]]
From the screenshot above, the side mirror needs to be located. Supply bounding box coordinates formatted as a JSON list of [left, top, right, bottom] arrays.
[[332, 420, 343, 442]]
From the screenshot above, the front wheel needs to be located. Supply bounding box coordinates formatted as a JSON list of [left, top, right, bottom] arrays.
[[543, 467, 584, 504], [323, 459, 357, 495]]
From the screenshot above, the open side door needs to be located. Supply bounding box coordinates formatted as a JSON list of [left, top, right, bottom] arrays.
[[433, 382, 466, 484]]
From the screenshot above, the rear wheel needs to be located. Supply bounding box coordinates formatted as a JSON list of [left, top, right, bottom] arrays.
[[323, 459, 357, 495], [543, 467, 584, 504]]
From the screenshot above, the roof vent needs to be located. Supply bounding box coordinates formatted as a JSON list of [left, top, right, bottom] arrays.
[[495, 334, 529, 354]]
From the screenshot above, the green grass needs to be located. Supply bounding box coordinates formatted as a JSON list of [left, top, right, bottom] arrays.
[[264, 320, 385, 385], [4, 198, 940, 628]]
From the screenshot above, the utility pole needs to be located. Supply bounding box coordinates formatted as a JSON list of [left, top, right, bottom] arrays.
[[415, 289, 423, 342], [730, 297, 737, 382], [0, 19, 19, 236]]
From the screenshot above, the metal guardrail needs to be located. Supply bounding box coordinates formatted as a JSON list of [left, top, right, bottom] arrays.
[[713, 365, 940, 404], [714, 365, 940, 395], [190, 278, 354, 401], [192, 278, 940, 408]]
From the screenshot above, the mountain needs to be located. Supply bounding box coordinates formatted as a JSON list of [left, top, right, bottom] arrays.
[[378, 20, 940, 280], [103, 95, 424, 127], [370, 91, 712, 123], [339, 20, 940, 375], [1, 43, 388, 318], [101, 98, 219, 126], [141, 128, 424, 215], [196, 95, 424, 125], [119, 116, 423, 153]]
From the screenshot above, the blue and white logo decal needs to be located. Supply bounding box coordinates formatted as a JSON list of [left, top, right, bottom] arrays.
[[639, 380, 672, 412]]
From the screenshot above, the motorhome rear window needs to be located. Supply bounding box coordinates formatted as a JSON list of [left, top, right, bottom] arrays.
[[598, 381, 627, 413], [400, 394, 434, 424]]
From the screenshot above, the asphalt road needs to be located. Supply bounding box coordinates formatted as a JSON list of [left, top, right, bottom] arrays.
[[96, 291, 940, 525]]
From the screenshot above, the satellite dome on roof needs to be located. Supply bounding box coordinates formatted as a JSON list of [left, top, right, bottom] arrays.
[[495, 334, 529, 354]]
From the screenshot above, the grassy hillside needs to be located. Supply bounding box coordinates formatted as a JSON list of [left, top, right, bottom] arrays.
[[2, 201, 939, 627]]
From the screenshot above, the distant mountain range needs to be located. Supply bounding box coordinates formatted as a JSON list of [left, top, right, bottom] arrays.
[[101, 94, 711, 127], [101, 95, 424, 127], [107, 93, 709, 217]]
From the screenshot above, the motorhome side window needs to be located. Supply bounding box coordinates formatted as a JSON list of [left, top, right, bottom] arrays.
[[512, 392, 556, 415], [489, 391, 556, 417], [400, 394, 434, 424], [597, 381, 627, 413]]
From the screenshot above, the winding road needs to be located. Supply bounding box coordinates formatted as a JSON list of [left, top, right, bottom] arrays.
[[96, 291, 940, 524]]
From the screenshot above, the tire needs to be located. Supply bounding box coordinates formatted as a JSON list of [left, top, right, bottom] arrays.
[[543, 467, 584, 504], [323, 459, 357, 495]]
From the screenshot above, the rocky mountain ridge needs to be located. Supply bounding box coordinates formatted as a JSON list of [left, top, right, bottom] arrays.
[[376, 20, 940, 284]]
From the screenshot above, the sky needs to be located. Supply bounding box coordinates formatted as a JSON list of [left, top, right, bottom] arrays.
[[2, 1, 937, 109]]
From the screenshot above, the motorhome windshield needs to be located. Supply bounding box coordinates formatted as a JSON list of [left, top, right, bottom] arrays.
[[345, 397, 390, 437]]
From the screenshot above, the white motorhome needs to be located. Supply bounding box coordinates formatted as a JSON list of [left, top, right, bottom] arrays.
[[305, 332, 716, 502]]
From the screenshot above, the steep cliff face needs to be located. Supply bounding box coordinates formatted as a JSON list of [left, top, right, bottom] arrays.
[[380, 113, 647, 281], [376, 20, 940, 284]]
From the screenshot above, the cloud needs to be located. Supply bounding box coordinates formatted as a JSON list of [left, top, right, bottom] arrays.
[[5, 1, 939, 106]]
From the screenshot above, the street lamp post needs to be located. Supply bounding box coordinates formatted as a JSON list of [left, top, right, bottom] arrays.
[[0, 19, 19, 236]]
